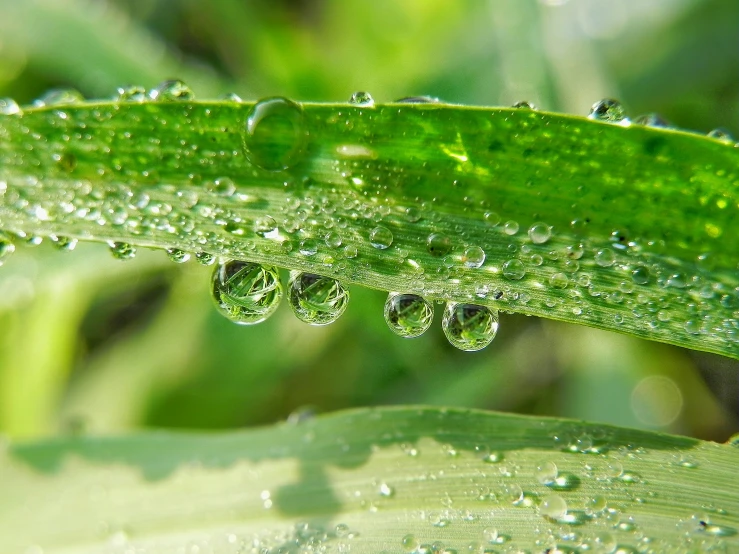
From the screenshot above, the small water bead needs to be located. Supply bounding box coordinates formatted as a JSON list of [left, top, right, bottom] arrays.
[[503, 220, 519, 235], [588, 99, 626, 123], [35, 88, 84, 106], [405, 207, 422, 222], [528, 222, 552, 244], [348, 91, 374, 107], [0, 98, 21, 115], [513, 100, 537, 109], [243, 97, 308, 171], [462, 246, 486, 268], [51, 235, 77, 252], [502, 259, 526, 280], [535, 461, 559, 485], [344, 244, 358, 258], [299, 238, 319, 256], [209, 177, 236, 197], [0, 231, 16, 265], [427, 233, 452, 256], [395, 96, 440, 104], [166, 248, 190, 263], [384, 293, 434, 338], [148, 79, 194, 101], [325, 232, 342, 248], [586, 495, 608, 515], [484, 211, 501, 226], [442, 303, 499, 351], [254, 216, 279, 238], [108, 241, 136, 260], [116, 85, 147, 102], [539, 494, 567, 519], [369, 226, 393, 249], [549, 272, 569, 289], [211, 261, 282, 325], [288, 272, 349, 326], [634, 113, 670, 128], [195, 252, 216, 266]]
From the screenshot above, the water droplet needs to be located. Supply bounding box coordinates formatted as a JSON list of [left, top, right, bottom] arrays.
[[442, 303, 499, 351], [503, 483, 524, 504], [513, 100, 537, 109], [634, 113, 670, 127], [348, 91, 374, 107], [325, 232, 342, 248], [502, 259, 526, 280], [299, 238, 318, 256], [51, 235, 77, 252], [535, 461, 558, 485], [195, 252, 216, 266], [427, 233, 452, 256], [209, 177, 236, 196], [0, 231, 16, 265], [549, 272, 569, 289], [0, 98, 21, 115], [707, 128, 735, 144], [211, 260, 282, 325], [116, 85, 147, 102], [395, 96, 440, 104], [528, 222, 551, 244], [255, 216, 278, 238], [595, 249, 616, 267], [344, 245, 358, 258], [166, 248, 190, 263], [384, 293, 434, 338], [148, 79, 194, 101], [288, 272, 349, 326], [631, 265, 650, 285], [539, 494, 567, 519], [463, 246, 485, 268], [503, 220, 519, 235], [369, 226, 393, 249], [243, 97, 308, 171], [727, 433, 739, 447], [108, 241, 136, 260], [589, 99, 626, 123], [401, 534, 419, 551], [35, 88, 84, 106], [378, 482, 395, 497], [585, 495, 608, 515]]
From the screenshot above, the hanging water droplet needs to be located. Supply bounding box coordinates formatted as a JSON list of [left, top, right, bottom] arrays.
[[167, 248, 190, 263], [255, 216, 279, 239], [211, 260, 282, 325], [588, 99, 626, 123], [384, 293, 434, 338], [35, 88, 84, 107], [539, 494, 567, 519], [348, 91, 374, 107], [462, 246, 485, 268], [108, 241, 136, 260], [0, 98, 21, 115], [148, 79, 194, 101], [50, 235, 77, 252], [243, 97, 308, 171], [369, 226, 393, 249], [0, 231, 16, 266], [288, 272, 349, 326], [442, 303, 499, 351], [528, 222, 551, 244], [195, 252, 216, 266], [427, 233, 452, 256], [502, 259, 526, 280], [115, 85, 147, 102]]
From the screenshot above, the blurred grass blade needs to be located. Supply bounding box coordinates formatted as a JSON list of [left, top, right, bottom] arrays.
[[1, 407, 737, 552], [0, 99, 738, 357]]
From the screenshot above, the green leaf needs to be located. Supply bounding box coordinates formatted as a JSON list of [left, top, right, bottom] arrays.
[[1, 407, 737, 552], [1, 99, 738, 358]]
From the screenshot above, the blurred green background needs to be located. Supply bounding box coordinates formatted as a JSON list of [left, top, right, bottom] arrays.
[[0, 0, 737, 442]]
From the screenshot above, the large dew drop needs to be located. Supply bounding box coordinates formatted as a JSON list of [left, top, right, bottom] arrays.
[[288, 272, 349, 326], [348, 91, 374, 107], [384, 293, 434, 338], [369, 226, 393, 249], [0, 231, 16, 266], [588, 99, 626, 123], [442, 302, 499, 351], [243, 97, 308, 171], [148, 79, 194, 101], [0, 98, 21, 115], [211, 260, 283, 325]]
